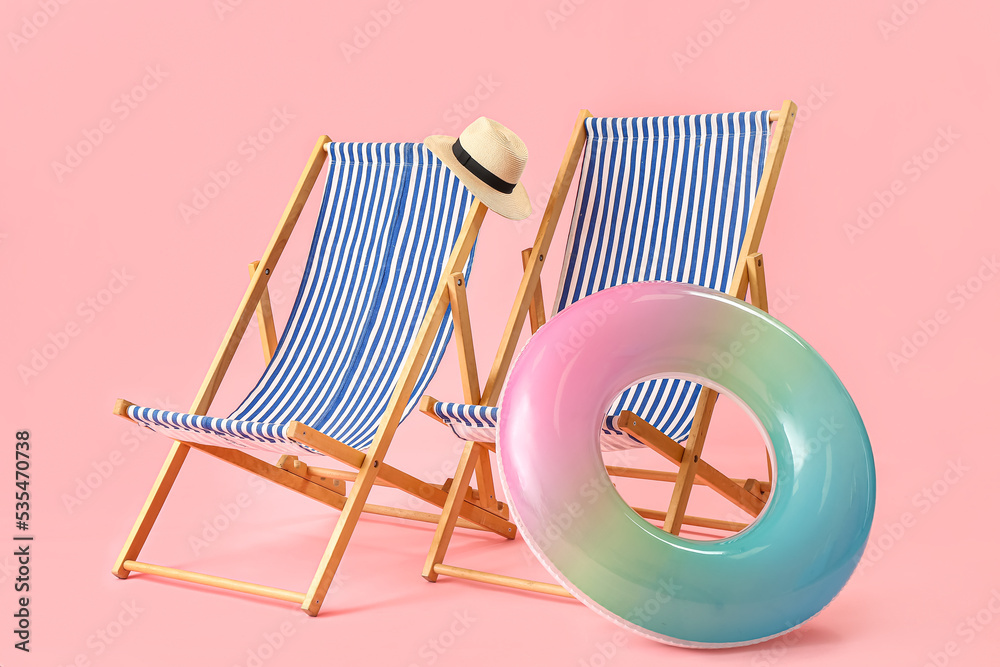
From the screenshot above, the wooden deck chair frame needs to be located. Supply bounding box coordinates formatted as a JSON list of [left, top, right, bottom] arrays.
[[419, 101, 798, 597], [111, 136, 515, 616]]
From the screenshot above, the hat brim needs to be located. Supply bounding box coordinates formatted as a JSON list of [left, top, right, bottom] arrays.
[[424, 135, 532, 221]]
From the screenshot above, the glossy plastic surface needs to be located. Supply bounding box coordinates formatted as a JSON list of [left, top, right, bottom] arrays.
[[496, 282, 876, 648]]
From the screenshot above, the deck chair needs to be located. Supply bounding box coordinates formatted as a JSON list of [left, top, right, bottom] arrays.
[[419, 101, 797, 595], [112, 137, 516, 616]]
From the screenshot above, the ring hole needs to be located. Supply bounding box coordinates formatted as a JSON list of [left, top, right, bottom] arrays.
[[602, 375, 774, 542]]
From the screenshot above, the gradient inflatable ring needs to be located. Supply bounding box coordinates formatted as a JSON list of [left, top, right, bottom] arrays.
[[497, 281, 875, 648]]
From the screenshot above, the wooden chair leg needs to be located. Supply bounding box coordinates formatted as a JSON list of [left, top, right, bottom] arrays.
[[448, 272, 481, 407], [473, 447, 500, 512], [445, 272, 500, 513], [113, 441, 190, 578], [301, 454, 381, 616], [521, 248, 547, 333], [297, 443, 512, 615], [663, 389, 719, 534], [423, 440, 487, 582], [248, 261, 278, 362], [746, 252, 769, 312]]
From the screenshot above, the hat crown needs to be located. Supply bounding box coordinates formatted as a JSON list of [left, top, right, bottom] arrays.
[[458, 117, 527, 185]]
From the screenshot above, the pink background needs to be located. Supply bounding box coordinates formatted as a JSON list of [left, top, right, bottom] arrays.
[[3, 0, 998, 664]]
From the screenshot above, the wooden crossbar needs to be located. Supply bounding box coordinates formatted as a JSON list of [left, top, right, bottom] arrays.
[[631, 508, 749, 532], [122, 560, 306, 604], [247, 260, 278, 362], [432, 564, 574, 599]]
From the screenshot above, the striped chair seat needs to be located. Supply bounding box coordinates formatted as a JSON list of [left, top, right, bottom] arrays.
[[432, 401, 650, 451], [433, 111, 772, 450], [128, 142, 475, 456]]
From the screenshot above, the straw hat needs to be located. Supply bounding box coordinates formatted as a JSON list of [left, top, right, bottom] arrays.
[[425, 117, 531, 221]]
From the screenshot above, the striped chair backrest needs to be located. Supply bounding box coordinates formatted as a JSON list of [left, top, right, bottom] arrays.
[[230, 142, 475, 450], [553, 113, 772, 441]]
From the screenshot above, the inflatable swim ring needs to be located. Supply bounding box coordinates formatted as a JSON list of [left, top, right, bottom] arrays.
[[497, 281, 875, 647]]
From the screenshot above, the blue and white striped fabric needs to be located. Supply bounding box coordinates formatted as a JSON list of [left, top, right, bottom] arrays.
[[129, 142, 476, 456], [436, 112, 772, 450], [432, 401, 646, 450]]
